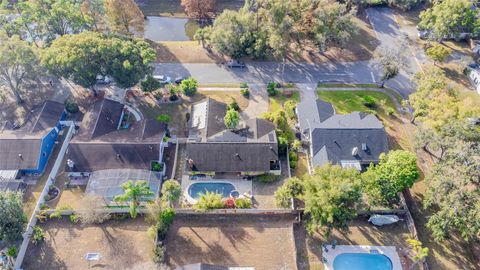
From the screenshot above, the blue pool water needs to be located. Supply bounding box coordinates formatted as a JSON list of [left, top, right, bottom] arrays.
[[187, 182, 236, 199], [333, 253, 393, 270]]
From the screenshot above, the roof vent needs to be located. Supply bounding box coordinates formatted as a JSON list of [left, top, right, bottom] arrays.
[[352, 147, 359, 156], [116, 153, 120, 160], [18, 154, 23, 159], [361, 143, 367, 151]]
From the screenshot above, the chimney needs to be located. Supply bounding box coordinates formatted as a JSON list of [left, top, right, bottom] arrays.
[[116, 153, 120, 160], [361, 143, 367, 151]]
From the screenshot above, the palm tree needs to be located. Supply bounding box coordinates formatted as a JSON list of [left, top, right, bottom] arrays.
[[161, 179, 181, 207], [114, 180, 154, 218]]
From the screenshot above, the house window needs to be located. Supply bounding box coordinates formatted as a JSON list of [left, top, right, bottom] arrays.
[[340, 160, 361, 171]]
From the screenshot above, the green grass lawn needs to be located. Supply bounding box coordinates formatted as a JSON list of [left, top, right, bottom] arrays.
[[268, 91, 300, 113], [317, 90, 397, 118]]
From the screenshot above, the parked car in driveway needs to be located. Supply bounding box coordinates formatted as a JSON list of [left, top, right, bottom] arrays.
[[226, 60, 246, 68], [153, 75, 171, 84]]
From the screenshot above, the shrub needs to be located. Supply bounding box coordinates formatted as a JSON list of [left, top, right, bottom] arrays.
[[64, 99, 79, 114], [224, 197, 235, 208], [32, 225, 45, 244], [240, 82, 248, 88], [151, 161, 163, 172], [284, 100, 297, 119], [49, 208, 62, 219], [267, 82, 278, 96], [275, 177, 305, 208], [258, 173, 280, 183], [362, 95, 376, 108], [194, 191, 224, 211], [387, 107, 395, 115], [141, 75, 161, 92], [234, 198, 252, 208], [291, 139, 302, 151], [156, 114, 171, 123], [153, 91, 163, 100], [69, 214, 79, 224], [147, 225, 158, 240], [161, 180, 182, 205], [289, 151, 298, 169], [228, 99, 240, 111], [160, 207, 175, 227], [240, 88, 250, 98], [278, 135, 288, 155], [6, 246, 17, 258], [153, 244, 166, 263], [179, 77, 198, 96]]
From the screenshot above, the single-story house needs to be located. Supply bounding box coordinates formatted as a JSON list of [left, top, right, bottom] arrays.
[[185, 98, 280, 176], [0, 100, 66, 175], [297, 98, 388, 171], [66, 98, 168, 174]]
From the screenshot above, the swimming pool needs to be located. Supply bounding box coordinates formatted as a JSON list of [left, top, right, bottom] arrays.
[[186, 181, 236, 202], [333, 253, 393, 270]]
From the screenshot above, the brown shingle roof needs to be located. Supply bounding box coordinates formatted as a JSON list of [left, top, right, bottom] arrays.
[[0, 138, 42, 170], [31, 100, 65, 133]]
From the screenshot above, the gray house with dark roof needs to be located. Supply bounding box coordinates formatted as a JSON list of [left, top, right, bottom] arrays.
[[66, 98, 168, 173], [185, 98, 280, 175], [0, 100, 66, 175], [297, 99, 388, 171]]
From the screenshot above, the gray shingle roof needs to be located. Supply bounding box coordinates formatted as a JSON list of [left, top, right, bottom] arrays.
[[0, 138, 42, 170], [91, 99, 125, 139], [311, 128, 389, 167], [186, 143, 278, 172], [317, 112, 384, 129], [67, 142, 160, 172], [31, 100, 65, 133], [297, 99, 334, 134]]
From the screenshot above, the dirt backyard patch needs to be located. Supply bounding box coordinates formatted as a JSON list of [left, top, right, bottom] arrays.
[[23, 218, 158, 270], [166, 214, 297, 270]]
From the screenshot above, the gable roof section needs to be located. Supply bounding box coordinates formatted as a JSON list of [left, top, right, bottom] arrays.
[[0, 138, 42, 170], [189, 98, 227, 140], [32, 100, 65, 133], [311, 128, 388, 167], [297, 99, 334, 134], [67, 142, 160, 172], [186, 142, 278, 172], [317, 112, 384, 129], [82, 98, 124, 139]]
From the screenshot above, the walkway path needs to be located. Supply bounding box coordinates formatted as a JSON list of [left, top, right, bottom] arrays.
[[241, 84, 268, 119]]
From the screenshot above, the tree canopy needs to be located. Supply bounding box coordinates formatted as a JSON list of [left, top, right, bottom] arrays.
[[224, 108, 240, 129], [41, 31, 155, 93], [0, 191, 27, 244], [105, 0, 144, 36], [419, 0, 480, 40], [0, 32, 40, 103], [204, 0, 356, 58], [425, 43, 451, 65], [303, 164, 362, 236], [181, 0, 216, 21], [4, 0, 92, 45], [362, 150, 419, 206], [114, 180, 154, 218]]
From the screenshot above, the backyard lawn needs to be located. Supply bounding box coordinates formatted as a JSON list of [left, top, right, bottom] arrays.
[[166, 214, 297, 270], [23, 218, 157, 270], [295, 218, 415, 270]]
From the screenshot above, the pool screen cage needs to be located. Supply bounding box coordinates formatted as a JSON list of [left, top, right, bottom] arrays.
[[86, 169, 162, 206]]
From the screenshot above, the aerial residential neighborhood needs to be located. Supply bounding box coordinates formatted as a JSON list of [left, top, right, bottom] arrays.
[[0, 0, 479, 270]]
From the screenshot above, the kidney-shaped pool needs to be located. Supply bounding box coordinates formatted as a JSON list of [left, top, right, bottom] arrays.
[[333, 253, 393, 270], [187, 181, 236, 202]]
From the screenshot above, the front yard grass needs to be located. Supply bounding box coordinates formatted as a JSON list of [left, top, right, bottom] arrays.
[[138, 90, 248, 137], [317, 90, 397, 118], [268, 91, 300, 113]]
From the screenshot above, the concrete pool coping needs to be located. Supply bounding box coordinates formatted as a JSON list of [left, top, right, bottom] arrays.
[[322, 245, 403, 270], [181, 176, 253, 205]]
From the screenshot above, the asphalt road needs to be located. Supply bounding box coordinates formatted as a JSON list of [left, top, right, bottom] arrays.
[[154, 8, 422, 99]]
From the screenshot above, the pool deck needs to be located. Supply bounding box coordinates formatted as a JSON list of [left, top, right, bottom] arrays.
[[181, 175, 253, 205], [322, 245, 403, 270]]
